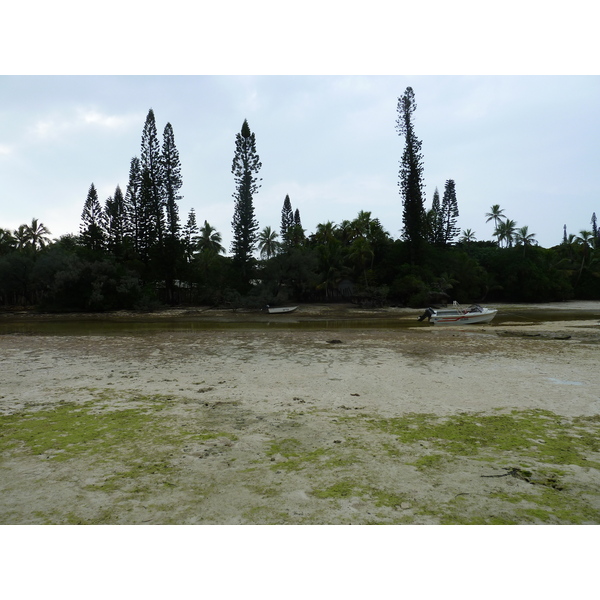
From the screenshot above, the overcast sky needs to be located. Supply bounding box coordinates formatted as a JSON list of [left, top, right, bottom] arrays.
[[1, 74, 598, 251], [2, 4, 599, 253]]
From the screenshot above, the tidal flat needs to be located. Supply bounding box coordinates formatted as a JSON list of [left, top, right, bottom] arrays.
[[1, 303, 599, 524]]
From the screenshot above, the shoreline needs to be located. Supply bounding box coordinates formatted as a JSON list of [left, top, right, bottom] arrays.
[[1, 299, 599, 322]]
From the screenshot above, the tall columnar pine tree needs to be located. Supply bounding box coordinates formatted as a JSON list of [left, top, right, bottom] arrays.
[[80, 182, 107, 252], [286, 208, 305, 247], [140, 108, 165, 248], [161, 122, 182, 239], [159, 121, 183, 303], [396, 86, 426, 263], [429, 187, 444, 244], [124, 156, 142, 253], [591, 212, 598, 246], [231, 119, 262, 281], [182, 208, 200, 262], [441, 179, 460, 245], [138, 167, 156, 264], [104, 185, 126, 254], [280, 194, 294, 245]]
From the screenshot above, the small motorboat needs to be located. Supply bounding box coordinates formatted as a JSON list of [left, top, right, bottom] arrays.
[[265, 305, 298, 314], [418, 302, 497, 325]]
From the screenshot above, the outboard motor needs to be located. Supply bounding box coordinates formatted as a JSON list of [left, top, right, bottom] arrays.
[[418, 307, 435, 322]]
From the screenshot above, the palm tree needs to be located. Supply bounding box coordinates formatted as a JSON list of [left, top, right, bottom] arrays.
[[347, 236, 374, 287], [576, 230, 596, 252], [0, 228, 16, 255], [575, 230, 595, 285], [494, 218, 517, 248], [576, 229, 594, 264], [505, 219, 518, 248], [313, 221, 337, 246], [485, 205, 505, 245], [198, 221, 224, 255], [13, 225, 29, 251], [459, 229, 476, 243], [24, 218, 52, 251], [337, 219, 354, 246], [257, 226, 280, 259], [352, 210, 375, 238], [316, 240, 346, 298], [514, 226, 537, 255], [562, 232, 578, 260], [351, 211, 389, 247]]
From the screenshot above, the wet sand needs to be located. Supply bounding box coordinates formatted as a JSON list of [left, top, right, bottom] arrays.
[[1, 302, 599, 524]]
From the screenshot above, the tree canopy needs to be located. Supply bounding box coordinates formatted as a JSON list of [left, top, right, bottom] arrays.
[[2, 94, 598, 311]]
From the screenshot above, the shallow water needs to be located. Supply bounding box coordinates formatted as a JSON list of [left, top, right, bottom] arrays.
[[0, 307, 598, 336], [0, 317, 411, 336]]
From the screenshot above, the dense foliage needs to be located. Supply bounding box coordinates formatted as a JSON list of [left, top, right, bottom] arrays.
[[1, 100, 599, 312]]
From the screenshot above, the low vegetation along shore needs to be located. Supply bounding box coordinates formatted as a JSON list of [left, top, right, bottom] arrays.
[[1, 303, 599, 524]]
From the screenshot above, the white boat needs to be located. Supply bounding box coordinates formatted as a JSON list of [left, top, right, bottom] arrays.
[[265, 305, 298, 314], [418, 302, 497, 325]]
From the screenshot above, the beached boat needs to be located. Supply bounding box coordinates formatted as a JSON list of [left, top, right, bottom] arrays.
[[418, 302, 497, 325], [265, 305, 298, 314]]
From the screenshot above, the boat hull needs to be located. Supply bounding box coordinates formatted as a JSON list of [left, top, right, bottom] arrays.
[[266, 306, 298, 314], [430, 309, 497, 325]]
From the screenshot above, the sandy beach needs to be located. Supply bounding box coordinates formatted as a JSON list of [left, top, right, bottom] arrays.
[[1, 302, 600, 524]]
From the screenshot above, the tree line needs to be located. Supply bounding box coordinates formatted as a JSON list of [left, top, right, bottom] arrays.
[[1, 94, 599, 311]]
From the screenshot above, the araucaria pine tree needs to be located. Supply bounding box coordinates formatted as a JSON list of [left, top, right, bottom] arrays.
[[396, 86, 426, 263], [182, 208, 200, 262], [140, 109, 165, 249], [80, 182, 106, 252], [280, 194, 294, 245], [294, 208, 302, 228], [231, 119, 262, 282], [138, 168, 156, 264], [285, 208, 304, 246], [429, 187, 443, 244], [160, 122, 183, 303], [161, 122, 182, 239], [124, 156, 142, 254], [104, 185, 126, 254], [441, 179, 460, 245]]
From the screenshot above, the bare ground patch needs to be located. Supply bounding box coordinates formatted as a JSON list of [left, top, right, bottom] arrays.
[[1, 322, 599, 524]]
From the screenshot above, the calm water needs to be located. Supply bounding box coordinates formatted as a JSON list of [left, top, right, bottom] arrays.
[[1, 308, 598, 336]]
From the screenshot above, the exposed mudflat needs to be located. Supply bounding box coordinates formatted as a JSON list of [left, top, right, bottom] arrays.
[[1, 303, 599, 524]]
